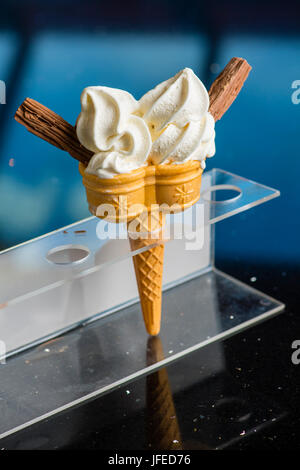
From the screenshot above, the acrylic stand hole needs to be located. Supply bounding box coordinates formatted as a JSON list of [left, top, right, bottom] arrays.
[[46, 244, 90, 265], [202, 184, 242, 203]]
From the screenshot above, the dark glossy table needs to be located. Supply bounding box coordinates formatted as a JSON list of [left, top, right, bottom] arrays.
[[0, 261, 298, 451]]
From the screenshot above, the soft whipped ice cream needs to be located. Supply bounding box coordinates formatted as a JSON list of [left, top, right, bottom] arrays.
[[139, 68, 215, 169], [76, 69, 216, 178], [76, 87, 152, 178]]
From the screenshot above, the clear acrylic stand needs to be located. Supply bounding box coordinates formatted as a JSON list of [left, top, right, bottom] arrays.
[[0, 169, 284, 439]]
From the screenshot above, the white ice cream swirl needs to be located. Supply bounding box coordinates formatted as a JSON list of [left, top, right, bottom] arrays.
[[76, 86, 152, 178], [76, 68, 215, 178], [138, 68, 215, 169]]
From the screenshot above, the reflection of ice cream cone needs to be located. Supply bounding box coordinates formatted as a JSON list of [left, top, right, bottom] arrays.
[[146, 337, 182, 450], [79, 160, 203, 335]]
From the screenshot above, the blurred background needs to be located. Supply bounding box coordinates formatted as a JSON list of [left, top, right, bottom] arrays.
[[0, 0, 299, 269]]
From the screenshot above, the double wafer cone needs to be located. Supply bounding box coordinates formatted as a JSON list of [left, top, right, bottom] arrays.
[[79, 160, 203, 335]]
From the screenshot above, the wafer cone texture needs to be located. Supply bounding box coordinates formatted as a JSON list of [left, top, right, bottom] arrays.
[[128, 211, 165, 336], [79, 161, 203, 222]]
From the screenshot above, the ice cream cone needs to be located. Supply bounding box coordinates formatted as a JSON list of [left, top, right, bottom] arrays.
[[79, 160, 203, 335], [15, 59, 251, 336]]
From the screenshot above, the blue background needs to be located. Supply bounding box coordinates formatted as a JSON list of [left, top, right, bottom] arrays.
[[0, 0, 299, 268]]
